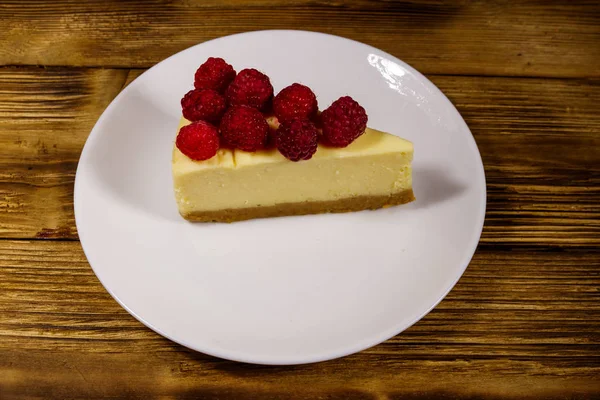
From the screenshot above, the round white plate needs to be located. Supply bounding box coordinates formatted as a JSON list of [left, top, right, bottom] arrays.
[[75, 30, 486, 365]]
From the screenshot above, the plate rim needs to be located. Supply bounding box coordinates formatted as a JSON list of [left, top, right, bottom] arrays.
[[74, 29, 487, 365]]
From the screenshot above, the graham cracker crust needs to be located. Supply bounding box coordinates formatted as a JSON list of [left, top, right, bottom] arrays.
[[180, 189, 415, 223]]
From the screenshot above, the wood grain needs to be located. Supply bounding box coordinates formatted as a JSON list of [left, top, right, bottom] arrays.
[[1, 68, 598, 247], [0, 240, 598, 398], [0, 67, 127, 239], [1, 0, 599, 78], [1, 2, 599, 397], [427, 75, 600, 248]]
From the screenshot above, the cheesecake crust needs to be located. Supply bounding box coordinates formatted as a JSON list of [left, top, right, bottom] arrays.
[[180, 189, 415, 223]]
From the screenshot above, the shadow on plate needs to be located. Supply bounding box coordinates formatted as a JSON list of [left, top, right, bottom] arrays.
[[412, 166, 467, 209]]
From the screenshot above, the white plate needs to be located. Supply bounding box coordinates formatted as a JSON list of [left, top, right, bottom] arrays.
[[74, 30, 486, 365]]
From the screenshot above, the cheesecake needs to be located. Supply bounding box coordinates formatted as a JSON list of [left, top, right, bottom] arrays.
[[173, 57, 415, 222], [173, 118, 414, 222]]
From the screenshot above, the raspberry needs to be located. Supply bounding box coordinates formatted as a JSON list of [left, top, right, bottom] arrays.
[[219, 105, 269, 151], [194, 57, 236, 93], [225, 68, 273, 110], [181, 89, 227, 123], [276, 119, 318, 161], [321, 96, 368, 147], [273, 83, 318, 123], [176, 121, 220, 161]]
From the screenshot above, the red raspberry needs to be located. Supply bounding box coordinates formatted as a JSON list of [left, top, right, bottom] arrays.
[[273, 83, 318, 123], [276, 119, 318, 161], [320, 96, 368, 147], [225, 68, 273, 110], [181, 89, 227, 123], [194, 57, 236, 93], [219, 105, 269, 151], [176, 121, 220, 161]]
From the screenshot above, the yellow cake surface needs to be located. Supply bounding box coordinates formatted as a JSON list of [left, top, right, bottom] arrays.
[[173, 118, 414, 222]]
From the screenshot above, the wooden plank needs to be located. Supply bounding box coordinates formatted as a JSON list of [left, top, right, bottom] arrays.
[[1, 351, 598, 400], [0, 240, 598, 398], [1, 68, 598, 246], [427, 75, 600, 248], [0, 0, 599, 77], [0, 67, 128, 239]]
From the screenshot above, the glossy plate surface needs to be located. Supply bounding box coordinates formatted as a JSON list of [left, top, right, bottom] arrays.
[[74, 30, 486, 365]]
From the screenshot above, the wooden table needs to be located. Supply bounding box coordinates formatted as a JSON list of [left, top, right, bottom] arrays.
[[1, 1, 599, 398]]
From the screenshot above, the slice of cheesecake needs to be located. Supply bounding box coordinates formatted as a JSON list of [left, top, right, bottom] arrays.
[[173, 118, 414, 222]]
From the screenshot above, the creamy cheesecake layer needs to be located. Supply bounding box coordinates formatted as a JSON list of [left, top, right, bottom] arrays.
[[172, 118, 414, 218]]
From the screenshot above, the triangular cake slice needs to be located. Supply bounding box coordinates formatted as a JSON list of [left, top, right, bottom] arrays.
[[173, 118, 414, 222]]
